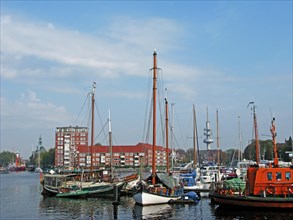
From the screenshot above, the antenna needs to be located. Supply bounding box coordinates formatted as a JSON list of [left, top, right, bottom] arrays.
[[203, 107, 213, 151]]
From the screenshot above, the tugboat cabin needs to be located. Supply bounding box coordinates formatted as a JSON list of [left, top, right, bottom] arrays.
[[246, 164, 293, 197]]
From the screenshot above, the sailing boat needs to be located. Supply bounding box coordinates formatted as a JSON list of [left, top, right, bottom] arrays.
[[179, 105, 203, 194], [210, 102, 293, 209], [133, 50, 183, 206], [42, 82, 124, 198]]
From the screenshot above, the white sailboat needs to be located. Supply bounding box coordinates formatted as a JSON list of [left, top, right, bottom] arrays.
[[177, 106, 205, 195], [133, 50, 182, 206]]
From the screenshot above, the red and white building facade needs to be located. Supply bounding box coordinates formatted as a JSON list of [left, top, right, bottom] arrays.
[[55, 126, 88, 167], [55, 125, 170, 168], [77, 143, 170, 168]]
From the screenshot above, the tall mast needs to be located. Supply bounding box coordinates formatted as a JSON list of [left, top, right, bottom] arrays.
[[248, 102, 260, 165], [90, 82, 96, 176], [193, 104, 197, 167], [152, 50, 158, 185], [109, 109, 113, 176], [165, 91, 169, 173], [270, 118, 278, 167], [253, 105, 260, 165], [171, 103, 175, 173], [216, 110, 220, 166], [195, 107, 200, 166], [237, 116, 242, 161]]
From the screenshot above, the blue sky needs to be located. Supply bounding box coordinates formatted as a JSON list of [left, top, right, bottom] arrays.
[[1, 1, 292, 159]]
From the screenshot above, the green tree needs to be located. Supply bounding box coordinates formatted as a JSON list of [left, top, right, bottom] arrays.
[[0, 151, 16, 167], [41, 148, 55, 169], [185, 148, 194, 163], [244, 140, 257, 161], [283, 137, 293, 162]]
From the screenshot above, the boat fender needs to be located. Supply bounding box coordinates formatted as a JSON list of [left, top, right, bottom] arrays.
[[265, 185, 275, 195], [229, 189, 233, 195], [238, 188, 242, 196], [219, 189, 224, 195]]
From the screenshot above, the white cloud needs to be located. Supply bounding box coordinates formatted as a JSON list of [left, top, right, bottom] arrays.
[[106, 17, 184, 51], [1, 90, 71, 129], [1, 14, 186, 82], [1, 10, 291, 155]]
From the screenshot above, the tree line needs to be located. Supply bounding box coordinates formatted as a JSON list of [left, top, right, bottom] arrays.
[[1, 136, 292, 169]]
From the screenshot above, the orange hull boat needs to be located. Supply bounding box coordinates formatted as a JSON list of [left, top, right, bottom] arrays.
[[210, 104, 293, 209]]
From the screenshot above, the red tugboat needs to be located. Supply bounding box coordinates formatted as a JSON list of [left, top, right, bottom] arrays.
[[210, 103, 293, 209], [9, 153, 26, 171]]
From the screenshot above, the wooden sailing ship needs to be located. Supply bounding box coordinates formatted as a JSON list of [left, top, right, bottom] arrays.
[[42, 82, 125, 198], [210, 103, 293, 209], [133, 50, 184, 206]]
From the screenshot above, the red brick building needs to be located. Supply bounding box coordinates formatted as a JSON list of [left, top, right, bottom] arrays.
[[55, 126, 88, 167], [76, 143, 170, 168], [55, 126, 170, 168]]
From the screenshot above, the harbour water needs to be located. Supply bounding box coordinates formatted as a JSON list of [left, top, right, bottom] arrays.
[[1, 172, 292, 220]]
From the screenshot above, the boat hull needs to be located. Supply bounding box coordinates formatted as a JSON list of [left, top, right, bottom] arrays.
[[133, 190, 181, 206], [56, 190, 89, 198], [42, 180, 124, 198], [211, 192, 293, 209]]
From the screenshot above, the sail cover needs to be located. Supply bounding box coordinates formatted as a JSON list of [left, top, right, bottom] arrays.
[[156, 173, 179, 189]]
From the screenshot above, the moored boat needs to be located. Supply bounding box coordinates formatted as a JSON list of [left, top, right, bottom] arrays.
[[210, 103, 293, 209], [8, 153, 26, 171], [133, 51, 184, 206], [0, 166, 9, 174], [56, 185, 89, 198], [41, 171, 125, 197], [42, 83, 125, 198]]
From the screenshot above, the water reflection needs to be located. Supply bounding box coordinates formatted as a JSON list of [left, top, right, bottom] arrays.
[[133, 204, 173, 219], [3, 172, 292, 220], [213, 206, 293, 220], [39, 196, 115, 219]]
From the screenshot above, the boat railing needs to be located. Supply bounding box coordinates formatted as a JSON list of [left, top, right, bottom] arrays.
[[253, 183, 293, 198], [211, 181, 246, 196], [212, 181, 293, 198]]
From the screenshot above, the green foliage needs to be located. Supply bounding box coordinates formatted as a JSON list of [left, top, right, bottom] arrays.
[[0, 151, 16, 167], [41, 148, 55, 169], [175, 136, 292, 165], [185, 148, 194, 163]]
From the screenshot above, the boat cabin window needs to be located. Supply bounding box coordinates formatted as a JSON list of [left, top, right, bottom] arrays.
[[276, 172, 282, 180], [285, 172, 291, 180], [267, 172, 272, 181]]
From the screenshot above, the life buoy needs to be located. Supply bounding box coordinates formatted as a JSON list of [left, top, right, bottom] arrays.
[[266, 185, 275, 195], [288, 186, 293, 194]]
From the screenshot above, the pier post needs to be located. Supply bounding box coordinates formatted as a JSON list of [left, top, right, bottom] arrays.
[[112, 184, 120, 219]]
